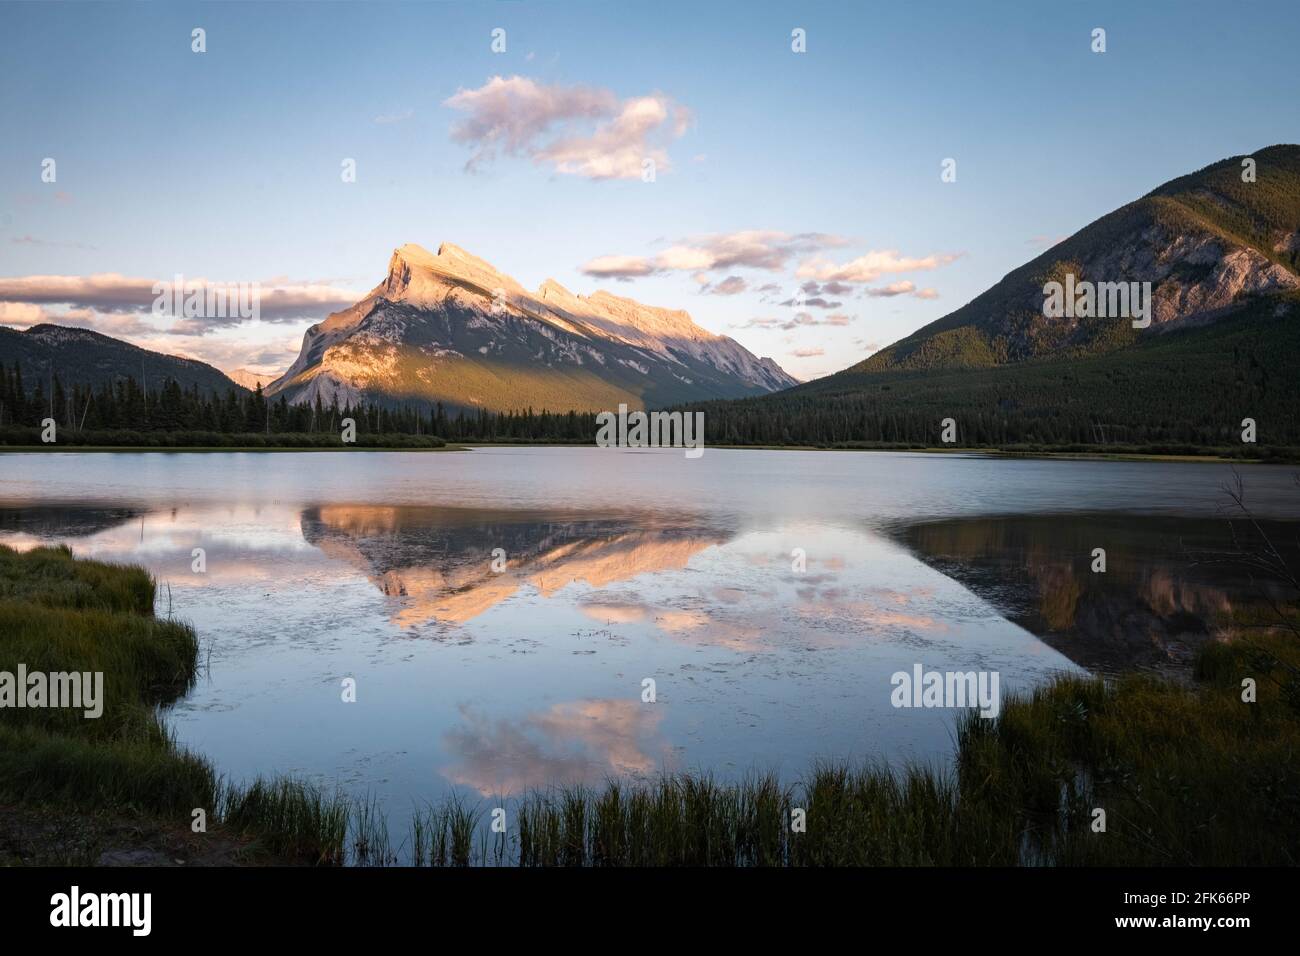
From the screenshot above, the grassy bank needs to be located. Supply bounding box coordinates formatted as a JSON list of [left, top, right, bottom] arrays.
[[4, 544, 1296, 867], [0, 544, 349, 865]]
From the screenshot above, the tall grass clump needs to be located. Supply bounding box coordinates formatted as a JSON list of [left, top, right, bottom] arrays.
[[1, 543, 356, 866], [218, 779, 349, 865]]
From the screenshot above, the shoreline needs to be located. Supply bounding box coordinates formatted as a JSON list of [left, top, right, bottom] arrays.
[[0, 442, 1288, 464]]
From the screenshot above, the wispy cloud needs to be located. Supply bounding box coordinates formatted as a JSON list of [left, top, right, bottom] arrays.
[[580, 231, 849, 279], [861, 280, 938, 299], [797, 249, 962, 283], [781, 295, 841, 309], [733, 312, 853, 332], [699, 275, 747, 296], [579, 255, 657, 280], [0, 274, 360, 326], [444, 75, 690, 180]]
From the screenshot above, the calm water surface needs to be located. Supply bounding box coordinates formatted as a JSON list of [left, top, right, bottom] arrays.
[[2, 448, 1297, 844]]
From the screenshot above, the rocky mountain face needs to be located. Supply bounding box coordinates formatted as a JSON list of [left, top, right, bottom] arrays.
[[267, 242, 795, 412], [0, 323, 244, 397], [856, 144, 1300, 372]]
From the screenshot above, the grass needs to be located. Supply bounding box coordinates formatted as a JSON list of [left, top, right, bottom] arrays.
[[0, 543, 350, 865], [219, 779, 350, 865]]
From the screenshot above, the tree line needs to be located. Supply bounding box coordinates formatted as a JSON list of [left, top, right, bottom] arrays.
[[0, 366, 602, 445], [0, 352, 1294, 456]]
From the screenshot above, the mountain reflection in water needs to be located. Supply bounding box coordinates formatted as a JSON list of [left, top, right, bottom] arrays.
[[299, 505, 735, 629], [895, 513, 1300, 675]]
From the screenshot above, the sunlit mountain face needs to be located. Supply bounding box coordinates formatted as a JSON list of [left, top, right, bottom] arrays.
[[266, 243, 796, 415]]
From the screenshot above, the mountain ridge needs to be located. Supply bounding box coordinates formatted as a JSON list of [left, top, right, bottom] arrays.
[[855, 144, 1300, 374], [0, 323, 246, 399], [268, 242, 795, 412]]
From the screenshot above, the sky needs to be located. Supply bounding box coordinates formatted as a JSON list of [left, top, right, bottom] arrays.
[[1, 0, 1296, 380]]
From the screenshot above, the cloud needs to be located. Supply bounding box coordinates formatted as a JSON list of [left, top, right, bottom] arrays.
[[441, 699, 669, 794], [797, 249, 962, 283], [579, 255, 657, 280], [580, 231, 848, 280], [802, 280, 854, 297], [860, 280, 940, 300], [790, 347, 825, 358], [781, 295, 841, 309], [154, 334, 303, 373], [0, 302, 51, 327], [733, 312, 853, 332], [0, 273, 360, 326], [0, 273, 163, 313], [444, 75, 690, 180], [863, 281, 915, 298], [700, 275, 747, 296]]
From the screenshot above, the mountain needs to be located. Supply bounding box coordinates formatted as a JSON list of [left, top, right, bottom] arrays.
[[0, 323, 245, 398], [683, 146, 1300, 450], [266, 242, 796, 412], [857, 144, 1300, 373], [224, 367, 281, 391]]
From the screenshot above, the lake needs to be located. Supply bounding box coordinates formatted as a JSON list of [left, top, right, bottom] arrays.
[[2, 447, 1297, 853]]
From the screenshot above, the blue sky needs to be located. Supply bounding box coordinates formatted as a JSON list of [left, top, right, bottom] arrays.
[[1, 0, 1295, 378]]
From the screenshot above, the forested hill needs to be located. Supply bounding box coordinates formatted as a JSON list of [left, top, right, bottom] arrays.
[[676, 290, 1300, 453], [0, 324, 245, 399]]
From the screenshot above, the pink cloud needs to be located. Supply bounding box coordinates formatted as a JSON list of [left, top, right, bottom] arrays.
[[797, 249, 962, 283], [444, 76, 690, 181]]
